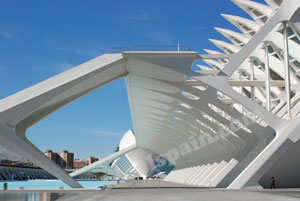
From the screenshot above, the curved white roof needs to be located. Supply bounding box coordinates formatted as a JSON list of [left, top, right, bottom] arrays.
[[119, 130, 136, 151]]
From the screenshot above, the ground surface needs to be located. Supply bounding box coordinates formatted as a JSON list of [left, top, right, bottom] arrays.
[[59, 189, 300, 201], [1, 180, 300, 201]]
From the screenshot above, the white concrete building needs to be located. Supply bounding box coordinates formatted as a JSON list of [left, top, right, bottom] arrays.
[[111, 130, 171, 180], [0, 0, 300, 189]]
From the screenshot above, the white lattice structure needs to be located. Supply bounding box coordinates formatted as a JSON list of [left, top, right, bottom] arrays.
[[0, 0, 300, 189]]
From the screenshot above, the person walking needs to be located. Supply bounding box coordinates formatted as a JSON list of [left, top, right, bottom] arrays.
[[270, 176, 276, 189]]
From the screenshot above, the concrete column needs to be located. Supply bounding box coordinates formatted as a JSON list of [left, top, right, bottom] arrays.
[[239, 71, 244, 114], [283, 21, 291, 119], [250, 58, 256, 121], [250, 58, 255, 102], [264, 43, 271, 111]]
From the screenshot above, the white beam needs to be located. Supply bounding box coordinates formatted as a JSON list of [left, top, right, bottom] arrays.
[[283, 22, 292, 119]]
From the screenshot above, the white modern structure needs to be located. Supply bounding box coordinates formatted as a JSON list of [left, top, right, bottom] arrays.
[[71, 130, 173, 181], [110, 130, 169, 180], [0, 0, 300, 189]]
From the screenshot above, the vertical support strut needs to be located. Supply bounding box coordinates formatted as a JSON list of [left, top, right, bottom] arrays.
[[239, 71, 244, 114], [283, 21, 291, 119], [250, 58, 256, 120], [250, 58, 255, 102], [264, 43, 271, 111]]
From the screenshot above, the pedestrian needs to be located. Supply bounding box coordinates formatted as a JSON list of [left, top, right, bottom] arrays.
[[270, 176, 276, 189]]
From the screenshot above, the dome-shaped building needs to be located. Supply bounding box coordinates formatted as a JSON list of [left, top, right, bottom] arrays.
[[111, 130, 173, 180]]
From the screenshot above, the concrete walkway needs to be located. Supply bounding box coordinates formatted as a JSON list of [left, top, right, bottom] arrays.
[[1, 188, 300, 201], [56, 189, 300, 201], [1, 180, 300, 201]]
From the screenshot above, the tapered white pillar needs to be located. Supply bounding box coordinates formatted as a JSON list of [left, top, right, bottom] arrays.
[[250, 58, 256, 120], [250, 58, 255, 102], [239, 71, 244, 114], [283, 22, 291, 119], [264, 43, 271, 111]]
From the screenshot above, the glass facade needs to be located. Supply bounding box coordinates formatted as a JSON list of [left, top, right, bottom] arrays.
[[148, 157, 174, 178]]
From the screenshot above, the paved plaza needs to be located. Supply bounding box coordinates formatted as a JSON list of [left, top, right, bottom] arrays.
[[63, 189, 300, 201], [1, 181, 300, 201], [1, 188, 300, 201]]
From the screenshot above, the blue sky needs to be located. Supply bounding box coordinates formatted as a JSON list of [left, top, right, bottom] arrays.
[[0, 0, 266, 159]]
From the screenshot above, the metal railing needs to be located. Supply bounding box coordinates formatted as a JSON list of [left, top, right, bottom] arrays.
[[104, 45, 192, 53]]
